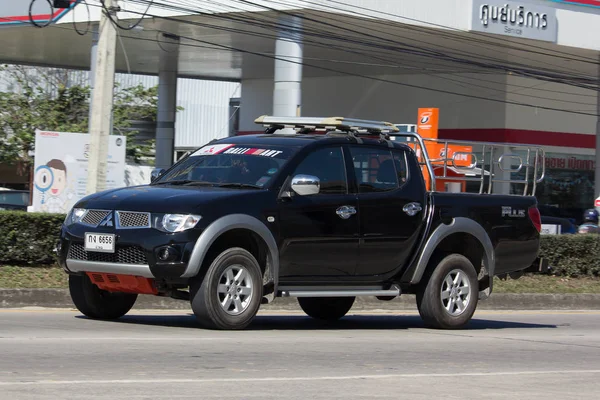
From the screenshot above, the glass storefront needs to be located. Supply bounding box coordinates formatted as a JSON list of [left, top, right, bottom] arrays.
[[497, 152, 594, 223], [529, 153, 595, 223], [462, 151, 594, 223]]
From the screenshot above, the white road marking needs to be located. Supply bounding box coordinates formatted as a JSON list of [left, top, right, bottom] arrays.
[[1, 370, 599, 386], [0, 337, 226, 341]]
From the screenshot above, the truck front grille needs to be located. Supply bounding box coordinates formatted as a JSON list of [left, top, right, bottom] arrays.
[[67, 243, 148, 265], [81, 210, 111, 226], [116, 211, 151, 228]]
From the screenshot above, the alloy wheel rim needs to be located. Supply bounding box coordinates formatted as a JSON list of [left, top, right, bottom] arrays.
[[440, 269, 471, 317], [217, 264, 253, 316]]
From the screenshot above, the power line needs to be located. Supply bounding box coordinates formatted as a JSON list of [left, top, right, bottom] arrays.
[[165, 0, 599, 98], [95, 11, 600, 117], [130, 0, 600, 90], [321, 0, 600, 64], [19, 0, 600, 114], [120, 0, 600, 98]]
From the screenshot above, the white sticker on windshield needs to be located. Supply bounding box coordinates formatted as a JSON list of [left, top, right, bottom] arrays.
[[192, 144, 234, 156]]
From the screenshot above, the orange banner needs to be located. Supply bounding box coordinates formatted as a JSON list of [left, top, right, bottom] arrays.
[[426, 143, 474, 168], [415, 107, 475, 192], [417, 108, 439, 139]]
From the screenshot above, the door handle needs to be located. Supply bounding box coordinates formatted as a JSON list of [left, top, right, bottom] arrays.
[[336, 205, 357, 220], [403, 202, 422, 216]]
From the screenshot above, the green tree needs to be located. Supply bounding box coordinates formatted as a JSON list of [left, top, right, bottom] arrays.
[[0, 65, 158, 176]]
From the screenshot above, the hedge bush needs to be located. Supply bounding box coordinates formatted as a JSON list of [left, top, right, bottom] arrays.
[[0, 211, 599, 277], [0, 211, 66, 265], [539, 234, 600, 277]]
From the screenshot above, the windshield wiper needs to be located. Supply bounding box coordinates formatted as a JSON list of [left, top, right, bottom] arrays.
[[156, 180, 216, 186], [217, 183, 262, 189]]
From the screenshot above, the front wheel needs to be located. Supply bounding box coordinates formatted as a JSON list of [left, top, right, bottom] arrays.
[[298, 297, 355, 321], [69, 274, 137, 320], [190, 247, 263, 330], [416, 254, 479, 329]]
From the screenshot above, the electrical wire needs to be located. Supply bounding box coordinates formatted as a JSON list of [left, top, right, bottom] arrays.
[[99, 0, 153, 30], [23, 1, 600, 114], [264, 0, 597, 78], [102, 15, 600, 117], [163, 0, 599, 100], [119, 0, 600, 96], [166, 0, 600, 77], [73, 0, 91, 36], [321, 0, 600, 64], [116, 28, 132, 73], [29, 0, 54, 28], [126, 0, 600, 90], [224, 0, 599, 87]]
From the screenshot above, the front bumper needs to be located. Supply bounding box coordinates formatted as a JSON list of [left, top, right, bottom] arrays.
[[57, 224, 202, 280]]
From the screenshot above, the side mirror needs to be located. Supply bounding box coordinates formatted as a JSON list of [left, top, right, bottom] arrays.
[[291, 174, 320, 196], [151, 168, 165, 182]]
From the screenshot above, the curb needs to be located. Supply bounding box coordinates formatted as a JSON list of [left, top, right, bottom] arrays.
[[1, 289, 600, 311]]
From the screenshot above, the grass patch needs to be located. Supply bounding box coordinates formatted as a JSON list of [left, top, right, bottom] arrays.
[[494, 275, 600, 294], [1, 267, 600, 294], [0, 265, 67, 289]]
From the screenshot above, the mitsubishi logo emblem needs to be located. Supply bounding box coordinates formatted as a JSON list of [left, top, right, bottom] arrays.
[[99, 213, 114, 227]]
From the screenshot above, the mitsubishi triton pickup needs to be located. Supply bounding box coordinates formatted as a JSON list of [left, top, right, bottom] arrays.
[[56, 116, 544, 330]]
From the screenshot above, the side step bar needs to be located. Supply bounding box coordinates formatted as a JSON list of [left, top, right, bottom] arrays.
[[279, 284, 401, 298]]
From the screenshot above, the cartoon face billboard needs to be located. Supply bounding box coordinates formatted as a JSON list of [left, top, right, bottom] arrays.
[[31, 130, 127, 214]]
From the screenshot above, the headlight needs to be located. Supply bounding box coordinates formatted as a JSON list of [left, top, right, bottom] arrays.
[[160, 214, 201, 233], [65, 208, 86, 225]]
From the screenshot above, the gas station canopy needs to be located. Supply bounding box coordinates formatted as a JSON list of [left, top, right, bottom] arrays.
[[0, 0, 598, 81]]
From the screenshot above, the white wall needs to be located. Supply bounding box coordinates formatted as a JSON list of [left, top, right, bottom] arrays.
[[504, 75, 598, 134], [240, 73, 507, 132]]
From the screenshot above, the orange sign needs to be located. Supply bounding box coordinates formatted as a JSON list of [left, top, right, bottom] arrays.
[[415, 107, 475, 192], [426, 143, 474, 168], [417, 108, 439, 139]]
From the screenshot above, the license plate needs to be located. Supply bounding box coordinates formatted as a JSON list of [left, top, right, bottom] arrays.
[[84, 233, 116, 253]]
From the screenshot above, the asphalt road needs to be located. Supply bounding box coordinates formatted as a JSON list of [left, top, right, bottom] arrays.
[[1, 309, 600, 399]]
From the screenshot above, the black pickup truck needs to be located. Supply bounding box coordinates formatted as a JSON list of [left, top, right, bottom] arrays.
[[57, 116, 543, 330]]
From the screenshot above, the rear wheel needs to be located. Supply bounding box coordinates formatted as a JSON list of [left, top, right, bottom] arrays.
[[416, 254, 478, 329], [69, 274, 137, 320], [190, 247, 263, 330], [298, 297, 355, 321]]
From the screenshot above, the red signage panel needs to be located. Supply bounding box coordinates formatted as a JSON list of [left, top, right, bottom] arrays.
[[551, 0, 600, 8]]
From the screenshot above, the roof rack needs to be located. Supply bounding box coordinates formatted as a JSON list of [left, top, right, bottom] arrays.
[[254, 115, 400, 134]]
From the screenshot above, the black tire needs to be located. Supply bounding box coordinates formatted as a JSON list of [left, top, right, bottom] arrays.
[[68, 274, 137, 320], [416, 253, 479, 330], [298, 297, 355, 321], [190, 247, 263, 330]]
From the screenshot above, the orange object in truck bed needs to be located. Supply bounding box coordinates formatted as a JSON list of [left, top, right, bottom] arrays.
[[86, 273, 158, 295]]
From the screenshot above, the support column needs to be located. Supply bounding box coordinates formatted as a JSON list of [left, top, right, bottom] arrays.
[[155, 34, 180, 170], [273, 15, 303, 120]]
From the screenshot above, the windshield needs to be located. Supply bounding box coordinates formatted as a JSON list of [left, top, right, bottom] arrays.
[[154, 144, 295, 188], [0, 191, 29, 206]]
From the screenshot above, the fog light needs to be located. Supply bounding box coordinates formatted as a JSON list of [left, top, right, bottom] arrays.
[[157, 246, 179, 262]]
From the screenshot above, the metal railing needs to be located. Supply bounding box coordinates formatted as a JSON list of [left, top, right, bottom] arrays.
[[390, 133, 546, 196]]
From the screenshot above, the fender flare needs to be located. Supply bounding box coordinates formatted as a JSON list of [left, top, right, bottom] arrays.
[[410, 217, 495, 295], [182, 214, 280, 291]]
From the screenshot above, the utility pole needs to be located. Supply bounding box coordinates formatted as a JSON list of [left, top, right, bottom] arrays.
[[86, 0, 117, 195]]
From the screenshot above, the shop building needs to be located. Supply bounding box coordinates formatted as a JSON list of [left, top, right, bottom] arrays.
[[0, 0, 598, 218]]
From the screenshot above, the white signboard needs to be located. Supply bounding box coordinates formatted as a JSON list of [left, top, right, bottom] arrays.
[[540, 224, 561, 235], [470, 0, 557, 42], [31, 130, 126, 214]]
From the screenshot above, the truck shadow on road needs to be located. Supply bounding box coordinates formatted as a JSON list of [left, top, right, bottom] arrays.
[[80, 314, 557, 331]]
